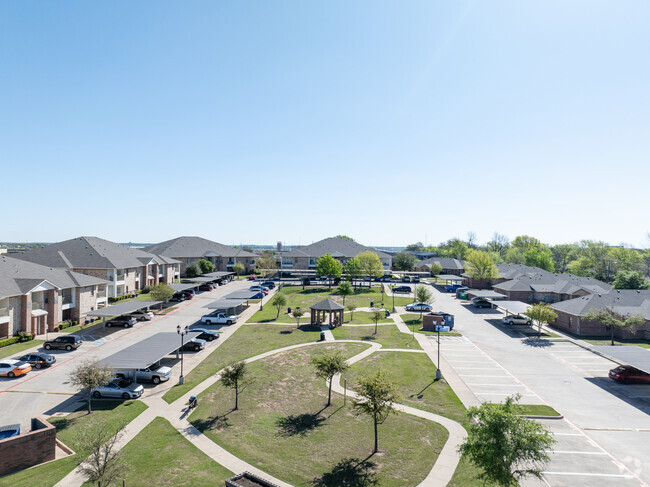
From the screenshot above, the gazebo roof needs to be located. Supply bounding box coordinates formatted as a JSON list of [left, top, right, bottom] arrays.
[[310, 299, 345, 311]]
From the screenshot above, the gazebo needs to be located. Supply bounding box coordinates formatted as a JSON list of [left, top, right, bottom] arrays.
[[310, 299, 345, 328]]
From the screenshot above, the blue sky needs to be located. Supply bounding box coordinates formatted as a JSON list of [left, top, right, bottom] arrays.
[[1, 1, 649, 248]]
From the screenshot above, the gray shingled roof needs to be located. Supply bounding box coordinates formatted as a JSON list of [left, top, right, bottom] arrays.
[[283, 237, 390, 260], [416, 257, 465, 271], [494, 272, 610, 295], [143, 236, 257, 260], [310, 299, 345, 311], [552, 289, 650, 320], [0, 255, 108, 300]]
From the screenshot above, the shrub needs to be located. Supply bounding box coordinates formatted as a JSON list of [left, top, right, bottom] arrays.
[[0, 337, 20, 348], [185, 262, 202, 278], [141, 286, 151, 294]]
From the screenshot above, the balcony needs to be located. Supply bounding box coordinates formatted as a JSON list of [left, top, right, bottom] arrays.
[[96, 289, 107, 298]]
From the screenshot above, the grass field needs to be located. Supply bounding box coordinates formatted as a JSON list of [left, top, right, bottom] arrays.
[[399, 314, 463, 336], [582, 338, 650, 349], [518, 404, 562, 417], [163, 324, 322, 403], [0, 339, 44, 359], [191, 343, 447, 487], [331, 324, 422, 350], [0, 400, 148, 487]]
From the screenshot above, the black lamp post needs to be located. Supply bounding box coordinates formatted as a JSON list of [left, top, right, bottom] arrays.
[[177, 325, 189, 385]]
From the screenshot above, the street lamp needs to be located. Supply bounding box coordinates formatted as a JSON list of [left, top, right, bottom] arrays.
[[177, 325, 189, 385], [391, 285, 396, 313]]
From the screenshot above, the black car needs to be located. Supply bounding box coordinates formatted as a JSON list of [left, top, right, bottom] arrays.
[[106, 316, 137, 328], [393, 286, 411, 294], [402, 276, 411, 282], [182, 338, 206, 351], [472, 299, 492, 309], [412, 276, 420, 283], [43, 335, 82, 351], [191, 328, 220, 341], [170, 293, 186, 302], [262, 281, 275, 289], [16, 352, 56, 369]]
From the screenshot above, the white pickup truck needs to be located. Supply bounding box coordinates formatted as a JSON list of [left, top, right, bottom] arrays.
[[200, 311, 238, 325], [114, 365, 172, 385]]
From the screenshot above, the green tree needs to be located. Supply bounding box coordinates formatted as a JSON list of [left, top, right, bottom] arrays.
[[583, 307, 645, 346], [458, 394, 556, 486], [486, 232, 510, 257], [316, 253, 343, 288], [185, 262, 202, 278], [465, 249, 499, 281], [311, 351, 350, 407], [429, 263, 443, 278], [232, 262, 245, 278], [414, 285, 434, 319], [352, 369, 401, 454], [335, 235, 355, 241], [441, 239, 469, 260], [357, 251, 384, 282], [346, 303, 356, 322], [394, 252, 417, 271], [525, 303, 558, 339], [337, 281, 354, 306], [406, 242, 425, 251], [504, 247, 525, 265], [524, 246, 555, 272], [551, 243, 577, 273], [221, 361, 250, 410], [511, 235, 543, 252], [197, 259, 215, 274], [75, 419, 127, 487], [291, 308, 305, 328], [271, 293, 287, 319], [256, 251, 277, 277], [149, 283, 174, 305], [612, 270, 650, 290], [371, 308, 384, 335], [69, 360, 114, 414], [345, 257, 363, 288]]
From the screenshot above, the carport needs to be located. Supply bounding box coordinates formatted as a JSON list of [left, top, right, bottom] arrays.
[[490, 300, 531, 316], [86, 300, 162, 329], [170, 283, 198, 293], [225, 290, 262, 301], [185, 277, 216, 283], [435, 274, 465, 284], [205, 298, 247, 314], [591, 346, 650, 374], [101, 331, 201, 383], [203, 271, 234, 279], [467, 290, 508, 301]]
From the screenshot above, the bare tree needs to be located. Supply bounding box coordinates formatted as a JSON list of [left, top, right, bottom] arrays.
[[69, 360, 114, 414], [75, 419, 128, 486]]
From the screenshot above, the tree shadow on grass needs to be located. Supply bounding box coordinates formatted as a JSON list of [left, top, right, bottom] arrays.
[[280, 330, 294, 335], [311, 456, 378, 486], [191, 411, 232, 432], [522, 337, 553, 348], [360, 335, 377, 341], [275, 411, 326, 437]]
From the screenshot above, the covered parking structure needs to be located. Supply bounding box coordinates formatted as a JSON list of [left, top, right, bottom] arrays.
[[467, 290, 508, 301], [86, 300, 162, 328], [489, 300, 531, 316], [203, 271, 234, 279], [435, 274, 465, 284], [205, 298, 247, 314], [171, 283, 199, 293], [592, 346, 650, 375], [225, 290, 262, 301], [101, 331, 201, 382]]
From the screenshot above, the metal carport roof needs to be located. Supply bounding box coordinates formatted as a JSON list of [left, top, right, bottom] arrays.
[[170, 283, 198, 292], [490, 300, 531, 315], [436, 274, 465, 281], [86, 300, 162, 317], [101, 332, 201, 369], [468, 290, 508, 300], [592, 346, 650, 375], [185, 277, 216, 283], [225, 290, 261, 299], [203, 271, 235, 278], [205, 298, 247, 309]]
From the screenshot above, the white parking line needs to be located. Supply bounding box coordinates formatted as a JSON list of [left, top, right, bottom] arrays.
[[541, 472, 635, 478], [459, 375, 511, 378], [465, 383, 527, 387], [545, 450, 607, 455], [479, 393, 536, 396]]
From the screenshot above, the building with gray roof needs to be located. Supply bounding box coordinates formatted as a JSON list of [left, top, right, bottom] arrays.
[[280, 237, 392, 271], [414, 257, 465, 276], [143, 236, 258, 275]]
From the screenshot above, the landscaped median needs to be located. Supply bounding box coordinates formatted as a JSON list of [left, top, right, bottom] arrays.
[[331, 324, 423, 350]]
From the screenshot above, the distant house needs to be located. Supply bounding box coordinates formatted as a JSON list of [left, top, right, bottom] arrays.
[[143, 236, 258, 275], [280, 237, 392, 271], [551, 289, 650, 339], [0, 255, 108, 337], [11, 237, 179, 298], [413, 257, 465, 276]]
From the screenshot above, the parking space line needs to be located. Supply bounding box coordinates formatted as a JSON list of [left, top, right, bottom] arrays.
[[459, 375, 511, 378], [545, 450, 607, 455], [478, 392, 536, 396], [541, 472, 634, 478], [465, 383, 527, 387]]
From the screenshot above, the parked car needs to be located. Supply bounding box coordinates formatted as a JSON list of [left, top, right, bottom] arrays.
[[115, 365, 172, 384], [251, 291, 265, 299], [405, 303, 433, 312], [92, 379, 144, 399], [182, 289, 196, 298], [183, 338, 207, 352], [248, 275, 258, 281], [170, 293, 186, 302], [472, 299, 492, 309], [393, 286, 411, 294], [106, 316, 138, 328], [191, 328, 221, 341], [0, 424, 21, 439], [198, 283, 215, 292], [445, 283, 464, 292], [609, 365, 650, 384], [412, 276, 420, 283], [129, 310, 154, 321], [502, 315, 532, 326], [16, 352, 56, 369], [0, 359, 32, 378], [402, 276, 411, 282], [43, 335, 82, 351], [201, 311, 238, 325], [262, 281, 275, 289]]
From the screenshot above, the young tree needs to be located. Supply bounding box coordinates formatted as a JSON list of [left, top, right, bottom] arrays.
[[69, 360, 114, 414], [337, 281, 353, 306], [75, 419, 128, 487], [429, 263, 443, 279], [524, 246, 555, 272], [346, 303, 356, 323], [371, 308, 384, 335], [394, 252, 417, 271], [459, 394, 555, 486], [257, 251, 278, 277], [291, 308, 305, 328], [221, 361, 251, 411], [315, 253, 343, 288], [197, 259, 215, 274], [271, 293, 287, 319], [149, 283, 174, 306], [352, 369, 401, 454], [612, 270, 650, 290], [583, 307, 645, 346], [311, 351, 350, 407], [414, 285, 434, 319], [185, 262, 202, 278], [524, 303, 558, 339], [232, 261, 245, 278], [465, 249, 499, 281], [357, 251, 384, 283], [345, 257, 363, 288]]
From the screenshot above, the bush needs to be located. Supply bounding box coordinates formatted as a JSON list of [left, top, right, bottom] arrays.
[[141, 286, 151, 294], [197, 259, 215, 274], [185, 262, 202, 278], [0, 337, 20, 348], [17, 331, 34, 342]]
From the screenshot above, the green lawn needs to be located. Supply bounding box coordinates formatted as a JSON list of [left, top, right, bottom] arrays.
[[82, 417, 233, 486], [0, 339, 44, 359], [191, 343, 447, 487], [582, 338, 650, 349], [518, 404, 562, 417], [163, 324, 322, 404], [0, 400, 148, 487], [343, 310, 393, 325], [400, 314, 462, 336], [332, 324, 422, 350]]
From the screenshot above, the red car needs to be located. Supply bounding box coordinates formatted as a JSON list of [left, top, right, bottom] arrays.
[[248, 275, 257, 280], [609, 365, 650, 384], [198, 283, 215, 291]]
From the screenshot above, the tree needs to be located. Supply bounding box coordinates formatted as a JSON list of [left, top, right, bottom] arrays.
[[458, 394, 556, 486], [357, 251, 384, 282], [197, 259, 215, 274], [414, 285, 434, 319], [75, 419, 128, 487], [429, 263, 443, 278], [352, 369, 401, 454], [406, 242, 425, 251], [185, 262, 202, 278], [583, 307, 645, 346], [311, 351, 350, 407], [149, 283, 174, 305], [221, 361, 250, 410], [232, 262, 245, 278], [69, 360, 114, 414], [612, 270, 650, 290], [291, 308, 305, 328], [525, 303, 558, 339], [315, 253, 343, 288], [466, 231, 478, 249], [551, 244, 577, 273], [271, 293, 287, 319], [337, 281, 353, 306], [465, 249, 499, 281], [524, 246, 555, 272], [504, 247, 525, 265], [394, 252, 417, 271], [256, 251, 277, 277], [486, 232, 510, 256], [346, 303, 356, 322], [441, 238, 469, 260], [371, 308, 384, 335], [335, 235, 355, 241], [345, 257, 363, 287]]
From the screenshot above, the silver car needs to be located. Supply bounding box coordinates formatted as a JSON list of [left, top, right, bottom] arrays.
[[502, 315, 532, 326], [92, 379, 144, 399], [405, 303, 433, 312]]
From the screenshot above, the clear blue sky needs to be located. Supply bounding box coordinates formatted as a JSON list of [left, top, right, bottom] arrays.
[[1, 1, 649, 248]]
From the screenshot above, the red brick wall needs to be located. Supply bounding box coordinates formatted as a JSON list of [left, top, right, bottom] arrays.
[[0, 417, 56, 477]]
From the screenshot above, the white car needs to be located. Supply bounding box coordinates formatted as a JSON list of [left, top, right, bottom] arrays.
[[129, 310, 154, 321], [405, 303, 433, 312], [92, 379, 144, 399], [502, 315, 532, 326], [201, 311, 238, 325]]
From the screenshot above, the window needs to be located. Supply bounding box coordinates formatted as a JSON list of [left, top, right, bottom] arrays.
[[91, 287, 94, 296]]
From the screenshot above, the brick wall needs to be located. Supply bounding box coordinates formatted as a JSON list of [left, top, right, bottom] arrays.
[[553, 311, 649, 338], [0, 417, 56, 477], [74, 287, 97, 323], [8, 296, 22, 336]]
